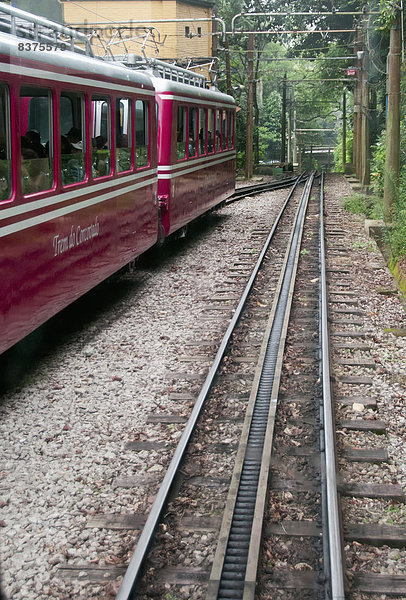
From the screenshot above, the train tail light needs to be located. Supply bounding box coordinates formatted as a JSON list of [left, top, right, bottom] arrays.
[[158, 194, 169, 209]]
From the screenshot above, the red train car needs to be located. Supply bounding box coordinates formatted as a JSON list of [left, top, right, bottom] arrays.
[[153, 75, 236, 237], [0, 6, 236, 355], [0, 22, 158, 354]]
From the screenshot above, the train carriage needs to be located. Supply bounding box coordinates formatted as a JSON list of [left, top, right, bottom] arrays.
[[154, 76, 236, 237], [0, 27, 158, 354]]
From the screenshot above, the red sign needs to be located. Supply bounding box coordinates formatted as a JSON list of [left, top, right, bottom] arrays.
[[346, 68, 356, 76]]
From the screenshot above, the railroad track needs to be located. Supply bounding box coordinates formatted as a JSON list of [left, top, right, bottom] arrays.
[[115, 173, 309, 599], [227, 174, 301, 203], [111, 172, 405, 600], [108, 171, 350, 599]]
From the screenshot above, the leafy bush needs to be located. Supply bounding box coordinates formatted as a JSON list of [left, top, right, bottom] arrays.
[[343, 193, 384, 220], [389, 168, 406, 259], [343, 194, 369, 215], [370, 132, 387, 196], [333, 128, 353, 172]]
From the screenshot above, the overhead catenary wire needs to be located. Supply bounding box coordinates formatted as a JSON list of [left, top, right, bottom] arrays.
[[226, 29, 357, 35]]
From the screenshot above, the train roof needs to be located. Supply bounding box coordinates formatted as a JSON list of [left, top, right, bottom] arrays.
[[151, 76, 236, 105], [0, 32, 155, 91]]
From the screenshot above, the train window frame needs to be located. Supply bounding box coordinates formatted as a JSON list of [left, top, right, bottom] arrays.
[[188, 106, 198, 159], [135, 98, 149, 169], [215, 109, 221, 152], [198, 108, 206, 156], [0, 84, 12, 204], [60, 91, 86, 188], [176, 105, 187, 161], [20, 86, 55, 197], [229, 111, 235, 149], [91, 95, 112, 180], [207, 108, 214, 154], [116, 97, 133, 174], [222, 111, 229, 151]]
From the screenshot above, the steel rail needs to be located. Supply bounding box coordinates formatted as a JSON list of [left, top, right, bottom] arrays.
[[319, 172, 345, 599], [227, 175, 301, 203], [206, 173, 315, 600], [115, 174, 305, 600]]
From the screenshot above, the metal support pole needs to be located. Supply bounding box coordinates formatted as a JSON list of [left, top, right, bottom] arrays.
[[360, 41, 370, 187], [354, 29, 363, 179], [245, 33, 254, 179], [342, 91, 346, 172], [281, 73, 287, 164], [211, 10, 218, 86], [224, 36, 232, 96], [384, 11, 401, 220]]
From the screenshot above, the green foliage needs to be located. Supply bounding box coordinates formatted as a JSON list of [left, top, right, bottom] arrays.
[[350, 238, 377, 252], [370, 132, 387, 196], [368, 62, 406, 260], [343, 193, 383, 219], [343, 194, 369, 215], [214, 0, 396, 214], [257, 90, 282, 161], [378, 0, 400, 30], [333, 128, 353, 172], [389, 170, 406, 259]]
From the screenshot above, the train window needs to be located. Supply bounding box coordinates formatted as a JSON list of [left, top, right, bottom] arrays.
[[116, 98, 133, 173], [0, 86, 11, 202], [60, 92, 85, 186], [215, 110, 221, 151], [222, 112, 228, 150], [188, 107, 197, 158], [207, 108, 214, 154], [198, 108, 206, 155], [176, 105, 187, 160], [135, 100, 149, 168], [20, 87, 53, 195], [91, 96, 111, 178], [229, 112, 235, 148]]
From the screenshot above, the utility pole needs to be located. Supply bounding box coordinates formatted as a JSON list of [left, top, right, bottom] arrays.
[[342, 91, 346, 171], [353, 29, 362, 179], [254, 76, 260, 166], [211, 10, 218, 86], [293, 109, 297, 166], [245, 32, 254, 179], [281, 73, 287, 164], [383, 10, 401, 220], [287, 84, 292, 165], [224, 36, 232, 96], [360, 37, 370, 187]]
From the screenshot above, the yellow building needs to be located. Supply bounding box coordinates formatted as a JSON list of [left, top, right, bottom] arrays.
[[62, 0, 214, 66]]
